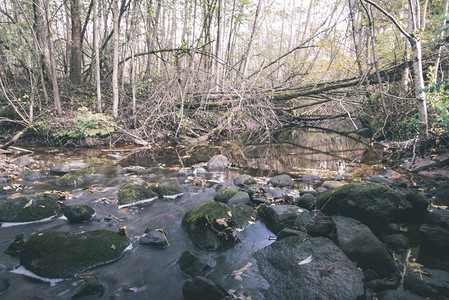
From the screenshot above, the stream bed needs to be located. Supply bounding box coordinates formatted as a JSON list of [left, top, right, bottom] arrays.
[[0, 127, 447, 299]]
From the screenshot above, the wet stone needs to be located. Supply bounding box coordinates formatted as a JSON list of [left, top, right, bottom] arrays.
[[19, 170, 43, 181], [64, 204, 95, 223], [72, 277, 104, 299], [376, 289, 424, 300], [178, 250, 215, 277], [67, 160, 88, 170], [296, 193, 316, 210], [366, 279, 398, 292], [234, 174, 257, 188], [381, 234, 410, 251], [56, 174, 79, 187], [369, 175, 393, 186], [139, 230, 168, 248], [105, 153, 123, 160], [419, 224, 449, 256], [404, 268, 449, 299], [321, 180, 346, 189], [6, 233, 26, 256], [258, 204, 308, 234], [213, 186, 239, 203], [0, 279, 10, 293], [182, 276, 230, 300], [50, 163, 70, 175], [301, 174, 321, 184], [0, 177, 11, 184], [120, 166, 149, 175], [228, 191, 250, 205], [12, 156, 35, 167], [268, 174, 294, 188], [207, 155, 229, 172], [0, 195, 61, 223]]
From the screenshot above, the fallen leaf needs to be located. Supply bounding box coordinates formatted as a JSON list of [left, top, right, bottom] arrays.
[[227, 211, 233, 217], [298, 255, 313, 265], [23, 199, 33, 208], [232, 262, 253, 281]]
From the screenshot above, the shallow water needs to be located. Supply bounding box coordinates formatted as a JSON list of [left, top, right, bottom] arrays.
[[0, 127, 377, 299]]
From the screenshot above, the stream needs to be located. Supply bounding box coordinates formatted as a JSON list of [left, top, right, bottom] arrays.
[[0, 126, 424, 299]]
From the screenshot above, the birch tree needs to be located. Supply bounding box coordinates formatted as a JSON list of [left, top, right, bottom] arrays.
[[112, 0, 119, 118]]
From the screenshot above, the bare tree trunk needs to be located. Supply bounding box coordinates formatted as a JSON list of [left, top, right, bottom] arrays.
[[434, 0, 449, 83], [112, 0, 119, 118], [70, 0, 82, 85], [241, 0, 263, 77], [93, 0, 102, 112], [44, 0, 62, 115], [33, 0, 52, 82]]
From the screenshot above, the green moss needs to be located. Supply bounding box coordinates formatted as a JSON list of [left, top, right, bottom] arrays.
[[182, 201, 255, 250], [20, 229, 130, 278], [214, 187, 240, 203], [117, 180, 157, 205], [154, 181, 182, 196], [56, 174, 78, 187], [0, 196, 61, 222]]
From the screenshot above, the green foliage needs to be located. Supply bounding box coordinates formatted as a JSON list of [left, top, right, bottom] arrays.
[[36, 107, 115, 138], [427, 82, 449, 127]]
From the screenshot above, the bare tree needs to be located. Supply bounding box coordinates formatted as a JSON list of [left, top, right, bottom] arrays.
[[242, 0, 263, 77], [70, 0, 82, 85], [93, 0, 102, 112], [112, 0, 119, 118]]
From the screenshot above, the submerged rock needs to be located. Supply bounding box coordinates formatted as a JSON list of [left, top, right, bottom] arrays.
[[120, 166, 149, 175], [0, 195, 61, 223], [117, 180, 157, 206], [6, 233, 26, 256], [404, 268, 449, 299], [268, 174, 294, 188], [182, 201, 255, 250], [19, 170, 43, 181], [64, 204, 95, 223], [207, 155, 229, 171], [255, 236, 365, 299], [213, 187, 239, 203], [12, 156, 35, 167], [50, 163, 70, 175], [178, 250, 215, 277], [332, 216, 398, 278], [321, 180, 346, 189], [105, 153, 123, 160], [72, 277, 104, 299], [139, 230, 168, 248], [182, 276, 230, 300], [56, 174, 79, 187], [316, 182, 420, 231], [20, 229, 130, 278], [0, 279, 10, 293]]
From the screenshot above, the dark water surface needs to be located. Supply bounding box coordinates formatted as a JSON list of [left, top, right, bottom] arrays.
[[0, 127, 376, 299]]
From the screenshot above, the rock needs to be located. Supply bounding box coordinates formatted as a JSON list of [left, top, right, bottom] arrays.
[[105, 153, 123, 160], [296, 193, 316, 209], [177, 168, 192, 177], [117, 180, 157, 206], [72, 277, 104, 299], [255, 236, 365, 299], [369, 175, 393, 186], [182, 201, 255, 250], [19, 170, 43, 181], [321, 180, 347, 189], [206, 155, 228, 171], [355, 128, 372, 138], [300, 189, 318, 197], [67, 160, 88, 170], [405, 192, 429, 219], [423, 209, 449, 230], [213, 187, 239, 203], [12, 156, 35, 167], [332, 216, 398, 278], [366, 279, 398, 292], [301, 174, 321, 184], [294, 210, 333, 237], [404, 268, 449, 298], [392, 180, 408, 188], [193, 166, 208, 175], [429, 183, 449, 206], [234, 174, 257, 188], [139, 230, 168, 248], [50, 163, 70, 175], [316, 187, 328, 194], [56, 174, 78, 187], [268, 174, 294, 188], [228, 191, 250, 205], [381, 234, 410, 250], [385, 223, 401, 234], [20, 229, 130, 278], [5, 233, 26, 256], [419, 224, 449, 256], [257, 204, 308, 234], [153, 181, 182, 197], [316, 182, 415, 231], [376, 289, 424, 300], [277, 228, 308, 241], [182, 276, 230, 300], [0, 195, 61, 223], [120, 166, 149, 175], [0, 176, 11, 183], [0, 279, 10, 293], [64, 204, 95, 223], [178, 250, 215, 277]]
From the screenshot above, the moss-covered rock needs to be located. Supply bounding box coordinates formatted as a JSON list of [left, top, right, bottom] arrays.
[[0, 195, 61, 223], [316, 182, 415, 231], [56, 174, 79, 187], [117, 180, 157, 206], [153, 181, 182, 197], [213, 187, 239, 203], [20, 229, 130, 278], [64, 204, 95, 223], [182, 201, 255, 250]]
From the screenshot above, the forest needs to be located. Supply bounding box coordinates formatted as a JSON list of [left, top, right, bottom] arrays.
[[0, 0, 448, 150]]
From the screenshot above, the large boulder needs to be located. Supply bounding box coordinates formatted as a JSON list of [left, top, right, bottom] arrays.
[[207, 155, 229, 171], [258, 204, 308, 234], [20, 229, 130, 278], [255, 236, 365, 299], [268, 174, 294, 188], [404, 268, 449, 298], [423, 209, 449, 230], [117, 180, 157, 206], [182, 201, 255, 250], [294, 210, 334, 237], [419, 224, 449, 256], [63, 204, 95, 223], [316, 182, 419, 231], [228, 191, 250, 205], [0, 195, 61, 223], [332, 216, 398, 278]]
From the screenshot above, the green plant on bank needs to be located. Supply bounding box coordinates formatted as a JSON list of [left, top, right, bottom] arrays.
[[35, 107, 115, 138]]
